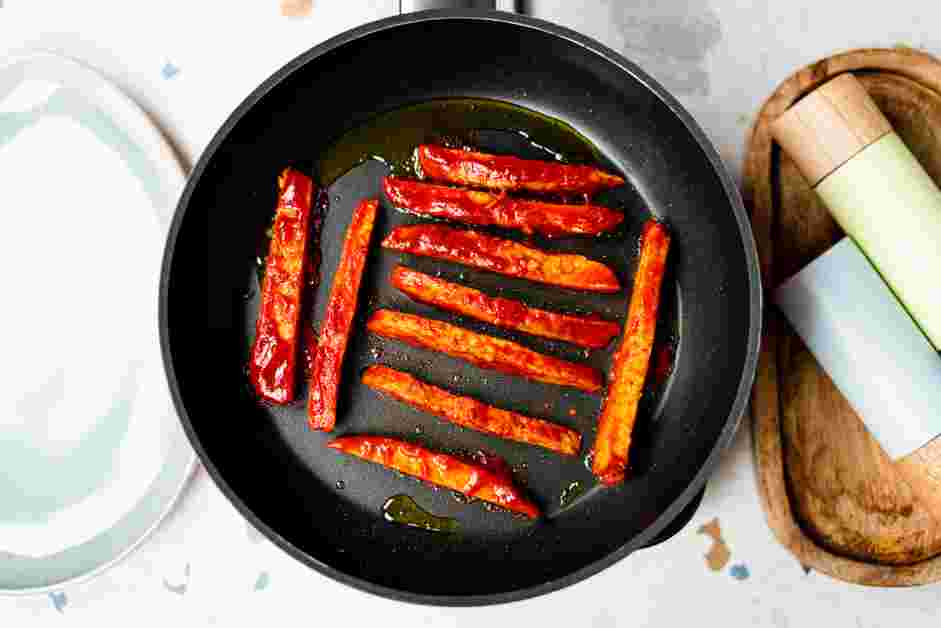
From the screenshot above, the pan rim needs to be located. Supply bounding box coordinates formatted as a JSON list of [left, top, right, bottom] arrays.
[[159, 8, 762, 607]]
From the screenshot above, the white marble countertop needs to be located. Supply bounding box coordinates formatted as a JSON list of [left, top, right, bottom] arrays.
[[2, 1, 940, 625]]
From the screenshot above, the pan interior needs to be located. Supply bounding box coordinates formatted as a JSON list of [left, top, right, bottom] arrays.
[[165, 17, 752, 599]]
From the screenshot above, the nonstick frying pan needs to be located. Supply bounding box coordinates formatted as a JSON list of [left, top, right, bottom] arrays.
[[159, 9, 761, 605]]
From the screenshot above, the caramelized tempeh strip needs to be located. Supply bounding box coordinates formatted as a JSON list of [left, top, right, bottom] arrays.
[[367, 310, 603, 393], [328, 435, 540, 518], [307, 199, 378, 430], [592, 221, 671, 485], [417, 145, 625, 195], [250, 168, 315, 404], [382, 224, 620, 293], [383, 177, 623, 238], [363, 365, 581, 455], [391, 266, 619, 349]]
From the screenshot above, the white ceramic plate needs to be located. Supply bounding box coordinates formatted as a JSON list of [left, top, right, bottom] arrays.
[[0, 52, 195, 593]]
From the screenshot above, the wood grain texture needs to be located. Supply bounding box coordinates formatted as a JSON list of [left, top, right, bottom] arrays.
[[745, 48, 941, 585], [772, 74, 892, 186]]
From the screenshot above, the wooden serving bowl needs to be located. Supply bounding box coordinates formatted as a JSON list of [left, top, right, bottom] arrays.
[[745, 47, 941, 585]]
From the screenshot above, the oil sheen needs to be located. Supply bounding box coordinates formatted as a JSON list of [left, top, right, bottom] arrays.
[[560, 480, 585, 508], [316, 98, 606, 186], [382, 494, 459, 533]]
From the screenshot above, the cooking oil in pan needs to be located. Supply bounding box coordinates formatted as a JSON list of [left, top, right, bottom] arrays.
[[560, 481, 585, 508], [316, 98, 606, 185], [382, 494, 458, 533]]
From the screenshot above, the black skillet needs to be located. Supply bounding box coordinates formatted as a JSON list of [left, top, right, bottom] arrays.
[[159, 7, 761, 605]]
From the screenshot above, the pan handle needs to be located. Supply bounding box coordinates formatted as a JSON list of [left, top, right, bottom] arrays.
[[398, 0, 518, 12]]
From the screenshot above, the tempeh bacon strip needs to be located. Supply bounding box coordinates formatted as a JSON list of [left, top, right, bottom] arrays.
[[381, 224, 620, 293], [417, 144, 625, 195], [327, 435, 540, 518], [592, 220, 671, 485], [367, 310, 603, 393], [391, 266, 619, 349], [362, 365, 581, 455], [383, 176, 623, 238], [307, 199, 378, 430], [249, 168, 315, 404]]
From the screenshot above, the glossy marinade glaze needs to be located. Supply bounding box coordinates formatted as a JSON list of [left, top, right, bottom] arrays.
[[362, 365, 581, 455], [327, 435, 540, 518], [307, 199, 378, 430], [382, 224, 621, 293], [366, 309, 603, 392], [249, 168, 315, 404], [391, 266, 620, 349], [417, 144, 625, 195], [592, 220, 671, 485], [383, 177, 623, 238]]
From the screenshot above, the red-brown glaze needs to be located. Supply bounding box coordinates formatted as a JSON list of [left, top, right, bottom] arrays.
[[367, 310, 603, 393], [383, 177, 623, 238], [381, 224, 620, 293], [249, 168, 315, 404], [327, 435, 540, 518], [592, 220, 671, 486], [302, 324, 318, 379], [652, 343, 675, 388], [391, 266, 619, 349], [362, 365, 581, 455], [307, 199, 378, 430], [470, 450, 513, 479], [417, 145, 625, 195], [301, 196, 327, 380]]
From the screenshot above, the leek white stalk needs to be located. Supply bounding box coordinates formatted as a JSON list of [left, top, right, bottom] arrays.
[[776, 238, 941, 458], [816, 133, 941, 350]]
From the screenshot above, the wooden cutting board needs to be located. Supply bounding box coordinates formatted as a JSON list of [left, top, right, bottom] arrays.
[[744, 48, 941, 585]]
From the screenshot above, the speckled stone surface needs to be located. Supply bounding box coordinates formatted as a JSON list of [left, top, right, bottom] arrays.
[[1, 1, 940, 625]]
